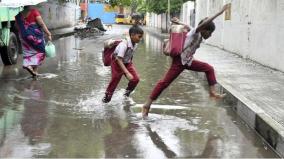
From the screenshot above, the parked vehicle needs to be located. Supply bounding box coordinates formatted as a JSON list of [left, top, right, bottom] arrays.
[[0, 5, 22, 65], [115, 14, 125, 24]]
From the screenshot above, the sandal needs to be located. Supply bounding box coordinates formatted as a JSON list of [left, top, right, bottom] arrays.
[[23, 66, 37, 77]]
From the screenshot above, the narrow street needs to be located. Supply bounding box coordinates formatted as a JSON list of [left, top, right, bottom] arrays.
[[0, 25, 279, 158]]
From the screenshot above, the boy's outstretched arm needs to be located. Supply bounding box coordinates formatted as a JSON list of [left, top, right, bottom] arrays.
[[171, 17, 191, 31], [196, 4, 230, 32]]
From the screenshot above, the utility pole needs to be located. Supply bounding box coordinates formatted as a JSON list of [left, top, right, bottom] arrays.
[[168, 0, 170, 18], [167, 0, 170, 32]]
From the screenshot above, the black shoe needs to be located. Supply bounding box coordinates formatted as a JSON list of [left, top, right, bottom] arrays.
[[124, 90, 132, 97], [102, 94, 111, 103]]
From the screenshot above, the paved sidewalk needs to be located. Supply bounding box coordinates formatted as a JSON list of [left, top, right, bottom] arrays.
[[144, 26, 284, 157], [196, 45, 284, 157]]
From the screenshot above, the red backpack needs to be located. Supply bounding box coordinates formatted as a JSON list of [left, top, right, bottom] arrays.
[[102, 39, 122, 66], [163, 24, 189, 57]]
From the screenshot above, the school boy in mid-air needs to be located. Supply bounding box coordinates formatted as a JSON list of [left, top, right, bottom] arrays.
[[102, 25, 144, 103], [142, 4, 230, 117]]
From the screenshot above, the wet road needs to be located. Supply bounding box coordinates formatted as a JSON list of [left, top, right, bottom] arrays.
[[0, 25, 279, 158]]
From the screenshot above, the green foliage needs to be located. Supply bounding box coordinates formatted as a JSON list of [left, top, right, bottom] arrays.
[[58, 0, 67, 5], [130, 0, 145, 14], [108, 0, 132, 7], [136, 0, 147, 14], [143, 0, 193, 14], [109, 0, 194, 14]]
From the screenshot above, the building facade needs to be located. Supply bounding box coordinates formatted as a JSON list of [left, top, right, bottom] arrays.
[[195, 0, 284, 72], [38, 0, 81, 29]]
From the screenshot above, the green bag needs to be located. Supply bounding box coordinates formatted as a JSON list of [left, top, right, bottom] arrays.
[[45, 41, 56, 58]]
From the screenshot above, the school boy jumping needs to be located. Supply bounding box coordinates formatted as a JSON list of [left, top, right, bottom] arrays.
[[142, 4, 230, 117], [102, 25, 144, 103]]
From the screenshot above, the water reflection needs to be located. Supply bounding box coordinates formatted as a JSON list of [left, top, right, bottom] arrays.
[[21, 81, 48, 145], [144, 33, 163, 53], [0, 80, 51, 158], [55, 36, 81, 64], [104, 116, 139, 158], [145, 125, 176, 158], [0, 25, 279, 158], [131, 104, 266, 158]]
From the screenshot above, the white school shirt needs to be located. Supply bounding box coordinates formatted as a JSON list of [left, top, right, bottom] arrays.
[[113, 36, 138, 64], [180, 27, 203, 66]]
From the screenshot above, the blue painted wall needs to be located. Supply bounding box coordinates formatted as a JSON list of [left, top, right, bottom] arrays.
[[88, 3, 116, 24]]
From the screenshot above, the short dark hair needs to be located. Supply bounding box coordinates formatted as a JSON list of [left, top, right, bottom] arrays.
[[24, 5, 32, 11], [129, 25, 144, 35], [198, 17, 215, 32]]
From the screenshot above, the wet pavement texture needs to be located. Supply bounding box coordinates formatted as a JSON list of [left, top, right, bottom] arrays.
[[195, 44, 284, 127], [0, 25, 279, 158]]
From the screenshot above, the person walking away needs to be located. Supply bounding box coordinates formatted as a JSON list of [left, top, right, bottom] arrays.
[[15, 5, 52, 78], [102, 25, 144, 103], [142, 4, 230, 117]]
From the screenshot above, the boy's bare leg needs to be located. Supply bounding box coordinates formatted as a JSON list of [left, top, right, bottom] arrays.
[[209, 85, 226, 98], [142, 98, 153, 118]]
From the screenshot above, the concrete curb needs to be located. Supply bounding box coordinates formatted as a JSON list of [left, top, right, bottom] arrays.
[[144, 27, 284, 157], [142, 26, 169, 39], [218, 80, 284, 157], [52, 31, 75, 40], [50, 27, 76, 40]]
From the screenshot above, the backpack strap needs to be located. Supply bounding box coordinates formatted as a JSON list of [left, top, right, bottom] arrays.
[[120, 38, 134, 62]]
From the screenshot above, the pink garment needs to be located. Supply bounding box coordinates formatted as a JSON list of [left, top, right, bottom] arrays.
[[18, 9, 46, 67]]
